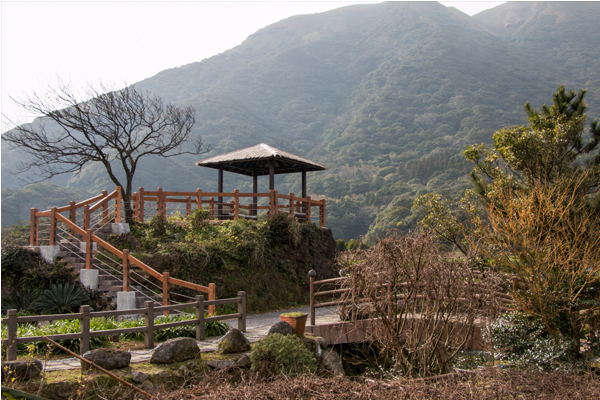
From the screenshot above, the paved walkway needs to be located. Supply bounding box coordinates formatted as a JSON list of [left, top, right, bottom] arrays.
[[43, 306, 340, 372]]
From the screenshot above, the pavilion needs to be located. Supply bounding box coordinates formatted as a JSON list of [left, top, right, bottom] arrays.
[[195, 143, 326, 217]]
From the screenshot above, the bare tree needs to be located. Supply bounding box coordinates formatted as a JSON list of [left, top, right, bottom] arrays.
[[3, 81, 210, 221]]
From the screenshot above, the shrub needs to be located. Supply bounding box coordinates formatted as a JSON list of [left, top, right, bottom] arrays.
[[33, 282, 90, 314], [490, 312, 585, 372], [1, 291, 40, 315], [250, 333, 317, 376]]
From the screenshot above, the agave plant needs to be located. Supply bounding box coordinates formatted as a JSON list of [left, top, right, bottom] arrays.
[[34, 282, 90, 314]]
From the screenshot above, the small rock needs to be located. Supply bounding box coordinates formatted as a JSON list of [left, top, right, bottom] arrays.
[[206, 360, 236, 370], [187, 361, 196, 370], [301, 336, 323, 362], [322, 348, 345, 376], [176, 365, 191, 377], [217, 329, 251, 354], [267, 321, 295, 336], [236, 354, 252, 368], [132, 370, 148, 384], [1, 359, 43, 382], [151, 337, 201, 364], [156, 370, 170, 381], [141, 381, 155, 394], [82, 349, 131, 371]]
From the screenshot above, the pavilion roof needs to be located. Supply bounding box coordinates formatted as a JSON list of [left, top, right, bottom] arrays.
[[195, 143, 326, 176]]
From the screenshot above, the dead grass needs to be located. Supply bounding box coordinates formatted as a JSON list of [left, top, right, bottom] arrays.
[[157, 368, 600, 400]]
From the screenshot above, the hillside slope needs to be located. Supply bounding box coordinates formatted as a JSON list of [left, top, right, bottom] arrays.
[[2, 1, 599, 238]]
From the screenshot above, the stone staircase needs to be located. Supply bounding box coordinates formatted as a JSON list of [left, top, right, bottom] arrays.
[[58, 223, 161, 309]]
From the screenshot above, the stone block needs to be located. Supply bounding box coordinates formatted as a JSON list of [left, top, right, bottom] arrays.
[[111, 223, 130, 235], [80, 269, 99, 290], [39, 245, 60, 263], [117, 291, 136, 311]]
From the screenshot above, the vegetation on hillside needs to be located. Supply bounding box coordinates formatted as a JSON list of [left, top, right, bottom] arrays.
[[108, 210, 338, 313]]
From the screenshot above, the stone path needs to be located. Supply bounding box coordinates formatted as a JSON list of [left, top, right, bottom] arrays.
[[42, 306, 340, 372]]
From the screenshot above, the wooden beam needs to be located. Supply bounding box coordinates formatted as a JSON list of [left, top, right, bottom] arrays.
[[218, 167, 223, 218], [253, 172, 258, 216], [269, 159, 275, 190]]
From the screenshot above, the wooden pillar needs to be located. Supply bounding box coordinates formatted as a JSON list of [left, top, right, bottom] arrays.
[[186, 196, 192, 216], [196, 295, 205, 341], [309, 270, 316, 326], [139, 187, 145, 223], [253, 173, 258, 216], [233, 189, 239, 220], [302, 168, 307, 214], [132, 193, 139, 222], [163, 272, 170, 316], [320, 199, 326, 228], [49, 207, 57, 245], [157, 188, 164, 216], [86, 229, 93, 270], [115, 186, 122, 223], [238, 291, 246, 332], [83, 205, 90, 231], [289, 193, 295, 216], [196, 189, 202, 212], [306, 196, 312, 223], [218, 168, 224, 218], [122, 249, 130, 292], [144, 301, 154, 349], [208, 283, 216, 316], [80, 305, 90, 355], [269, 159, 275, 190], [69, 201, 77, 234], [30, 208, 38, 246], [6, 309, 18, 361], [209, 197, 215, 219]]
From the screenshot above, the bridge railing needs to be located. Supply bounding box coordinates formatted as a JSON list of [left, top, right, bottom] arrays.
[[308, 269, 516, 326]]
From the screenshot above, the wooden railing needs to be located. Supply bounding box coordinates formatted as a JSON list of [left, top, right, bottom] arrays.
[[307, 270, 515, 326], [29, 188, 216, 314], [30, 187, 122, 247], [132, 188, 326, 227], [1, 292, 246, 362]]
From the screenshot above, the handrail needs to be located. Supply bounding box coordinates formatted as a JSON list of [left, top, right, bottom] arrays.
[[89, 189, 117, 213]]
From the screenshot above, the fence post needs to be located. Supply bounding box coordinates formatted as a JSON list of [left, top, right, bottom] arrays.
[[69, 201, 77, 234], [157, 188, 164, 216], [196, 295, 205, 341], [320, 199, 326, 227], [144, 301, 154, 349], [306, 196, 312, 223], [238, 291, 246, 332], [80, 305, 90, 355], [83, 205, 90, 231], [139, 187, 145, 223], [208, 283, 216, 316], [233, 189, 239, 220], [6, 309, 18, 361], [122, 249, 130, 292], [115, 186, 122, 223], [209, 197, 215, 219], [289, 193, 294, 216], [186, 196, 192, 216], [309, 270, 316, 326], [84, 229, 93, 269], [49, 207, 57, 245], [101, 190, 109, 224], [30, 208, 38, 246], [196, 189, 202, 212], [163, 272, 170, 316], [132, 192, 139, 221]]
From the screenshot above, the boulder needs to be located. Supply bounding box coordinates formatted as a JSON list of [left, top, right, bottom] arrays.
[[236, 354, 252, 368], [217, 329, 251, 354], [322, 348, 345, 376], [206, 360, 236, 370], [82, 349, 131, 371], [132, 370, 148, 384], [1, 359, 43, 382], [150, 337, 201, 364], [267, 321, 295, 336]]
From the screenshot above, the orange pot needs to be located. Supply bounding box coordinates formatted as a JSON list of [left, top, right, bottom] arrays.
[[279, 314, 308, 336]]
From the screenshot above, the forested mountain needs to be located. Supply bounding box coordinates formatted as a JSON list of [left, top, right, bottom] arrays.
[[3, 1, 600, 240]]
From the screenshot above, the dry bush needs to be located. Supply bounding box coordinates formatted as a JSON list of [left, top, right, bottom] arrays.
[[155, 368, 600, 400], [476, 173, 600, 341], [337, 233, 501, 378]]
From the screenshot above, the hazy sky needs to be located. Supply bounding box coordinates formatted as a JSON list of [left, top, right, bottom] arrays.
[[1, 1, 505, 130]]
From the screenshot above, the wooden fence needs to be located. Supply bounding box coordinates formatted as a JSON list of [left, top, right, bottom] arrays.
[[1, 292, 246, 362], [132, 188, 326, 227]]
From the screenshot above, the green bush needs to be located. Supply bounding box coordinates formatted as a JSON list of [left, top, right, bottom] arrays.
[[250, 333, 317, 376], [34, 282, 90, 314], [490, 312, 584, 372]]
